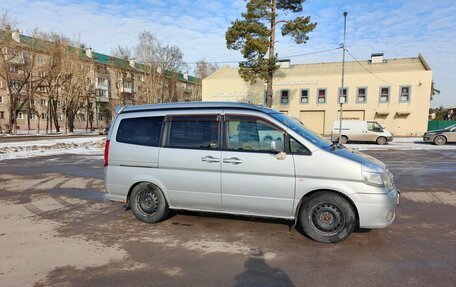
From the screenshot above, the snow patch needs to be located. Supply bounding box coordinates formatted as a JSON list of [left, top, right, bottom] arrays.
[[0, 137, 105, 161]]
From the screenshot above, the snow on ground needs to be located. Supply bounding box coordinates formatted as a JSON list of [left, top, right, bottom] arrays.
[[346, 137, 456, 151], [0, 136, 455, 161], [0, 129, 100, 137], [0, 136, 105, 161]]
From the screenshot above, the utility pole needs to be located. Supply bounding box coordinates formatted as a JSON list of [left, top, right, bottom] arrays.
[[338, 12, 348, 144]]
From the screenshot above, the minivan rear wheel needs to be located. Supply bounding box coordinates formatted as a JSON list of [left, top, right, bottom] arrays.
[[299, 191, 356, 243], [340, 136, 348, 144], [130, 183, 169, 223]]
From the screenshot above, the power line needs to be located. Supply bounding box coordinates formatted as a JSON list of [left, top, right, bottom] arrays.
[[184, 47, 342, 65], [345, 49, 413, 87]]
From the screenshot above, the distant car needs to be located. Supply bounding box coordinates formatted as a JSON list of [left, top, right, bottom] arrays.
[[98, 124, 110, 135], [331, 120, 393, 145], [423, 124, 456, 145]]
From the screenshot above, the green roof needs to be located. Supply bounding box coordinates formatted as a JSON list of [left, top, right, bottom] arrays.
[[2, 31, 200, 84]]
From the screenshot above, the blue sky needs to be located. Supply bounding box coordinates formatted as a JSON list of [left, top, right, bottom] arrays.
[[1, 0, 455, 107]]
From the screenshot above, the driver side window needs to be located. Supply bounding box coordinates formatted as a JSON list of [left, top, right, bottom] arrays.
[[226, 115, 284, 152]]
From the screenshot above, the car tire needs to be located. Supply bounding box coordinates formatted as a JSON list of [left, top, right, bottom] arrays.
[[299, 191, 356, 243], [130, 182, 169, 223], [340, 136, 348, 144], [376, 136, 387, 145], [433, 135, 447, 145]]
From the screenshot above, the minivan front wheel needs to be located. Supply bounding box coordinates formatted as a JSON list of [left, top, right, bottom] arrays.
[[376, 136, 387, 145], [299, 192, 356, 243], [130, 183, 169, 223]]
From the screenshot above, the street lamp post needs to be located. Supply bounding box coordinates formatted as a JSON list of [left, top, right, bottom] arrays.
[[338, 11, 348, 144]]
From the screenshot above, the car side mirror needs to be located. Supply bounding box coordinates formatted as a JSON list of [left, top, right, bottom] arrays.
[[270, 139, 284, 152]]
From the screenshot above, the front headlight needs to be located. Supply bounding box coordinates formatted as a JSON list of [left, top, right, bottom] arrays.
[[362, 168, 393, 188]]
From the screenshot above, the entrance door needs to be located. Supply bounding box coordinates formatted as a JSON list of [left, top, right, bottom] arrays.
[[221, 114, 295, 218]]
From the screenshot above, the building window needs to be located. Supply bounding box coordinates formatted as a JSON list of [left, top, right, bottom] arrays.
[[30, 113, 36, 120], [79, 114, 85, 121], [17, 112, 24, 119], [41, 113, 46, 119], [0, 111, 4, 119], [37, 56, 44, 64], [300, 89, 309, 104], [39, 86, 48, 93], [40, 99, 47, 106], [317, 89, 326, 104], [379, 87, 390, 102], [280, 90, 289, 105], [9, 66, 17, 72], [125, 81, 133, 89], [400, 86, 411, 102], [357, 87, 367, 103], [0, 96, 3, 103], [56, 100, 61, 107], [58, 114, 63, 120], [95, 89, 108, 97], [338, 88, 348, 104]]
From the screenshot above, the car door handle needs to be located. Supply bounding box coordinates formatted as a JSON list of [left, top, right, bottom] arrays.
[[201, 156, 220, 163], [223, 157, 242, 164]]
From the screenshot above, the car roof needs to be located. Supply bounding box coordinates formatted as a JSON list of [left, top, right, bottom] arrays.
[[116, 102, 276, 114]]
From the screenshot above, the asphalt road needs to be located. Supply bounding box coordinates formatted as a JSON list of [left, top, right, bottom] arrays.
[[0, 149, 455, 286]]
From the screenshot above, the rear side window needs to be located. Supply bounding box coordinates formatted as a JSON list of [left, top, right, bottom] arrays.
[[166, 115, 219, 149], [116, 116, 164, 146]]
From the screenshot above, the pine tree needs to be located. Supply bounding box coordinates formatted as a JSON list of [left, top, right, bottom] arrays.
[[226, 0, 316, 107]]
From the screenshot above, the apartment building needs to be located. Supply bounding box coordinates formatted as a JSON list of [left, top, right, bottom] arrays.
[[202, 54, 433, 136], [0, 31, 200, 132]]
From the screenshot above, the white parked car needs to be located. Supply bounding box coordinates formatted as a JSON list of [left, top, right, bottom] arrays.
[[332, 120, 394, 145], [104, 102, 399, 243]]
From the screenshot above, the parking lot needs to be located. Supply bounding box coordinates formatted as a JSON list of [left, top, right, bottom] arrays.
[[0, 148, 455, 287]]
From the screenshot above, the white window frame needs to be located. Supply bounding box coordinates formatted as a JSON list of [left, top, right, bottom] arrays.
[[399, 86, 411, 103], [356, 87, 368, 103]]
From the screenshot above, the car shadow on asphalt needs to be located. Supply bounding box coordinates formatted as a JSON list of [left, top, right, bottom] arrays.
[[234, 250, 295, 287]]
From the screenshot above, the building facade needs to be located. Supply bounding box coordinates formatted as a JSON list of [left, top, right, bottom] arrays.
[[0, 31, 200, 133], [203, 54, 432, 136]]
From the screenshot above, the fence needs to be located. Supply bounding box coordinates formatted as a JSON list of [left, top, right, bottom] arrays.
[[428, 120, 456, 131]]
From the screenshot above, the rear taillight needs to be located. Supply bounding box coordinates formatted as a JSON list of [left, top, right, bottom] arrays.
[[104, 140, 110, 167]]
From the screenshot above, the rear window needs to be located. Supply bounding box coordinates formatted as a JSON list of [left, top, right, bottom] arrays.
[[116, 116, 164, 146]]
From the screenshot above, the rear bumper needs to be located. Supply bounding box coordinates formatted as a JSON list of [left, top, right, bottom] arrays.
[[353, 187, 400, 229]]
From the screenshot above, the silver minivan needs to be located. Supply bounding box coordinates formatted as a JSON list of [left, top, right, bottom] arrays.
[[104, 102, 399, 243]]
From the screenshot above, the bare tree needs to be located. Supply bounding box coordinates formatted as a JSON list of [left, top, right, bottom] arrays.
[[111, 45, 132, 59], [193, 59, 219, 101], [0, 13, 32, 134], [134, 31, 188, 103]]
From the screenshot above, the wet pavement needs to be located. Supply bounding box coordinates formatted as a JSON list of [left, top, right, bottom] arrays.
[[0, 150, 455, 286]]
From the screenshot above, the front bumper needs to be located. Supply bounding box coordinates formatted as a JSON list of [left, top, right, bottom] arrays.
[[423, 134, 434, 142], [386, 136, 394, 142], [353, 187, 400, 229]]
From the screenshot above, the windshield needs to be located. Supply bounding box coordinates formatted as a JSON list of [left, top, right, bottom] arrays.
[[445, 124, 456, 130], [270, 113, 332, 148]]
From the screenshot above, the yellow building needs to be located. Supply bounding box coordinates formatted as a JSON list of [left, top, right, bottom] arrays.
[[202, 54, 432, 136]]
